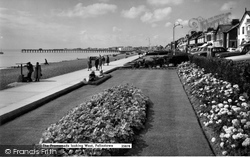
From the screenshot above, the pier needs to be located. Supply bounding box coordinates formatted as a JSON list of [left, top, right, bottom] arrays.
[[21, 48, 120, 53]]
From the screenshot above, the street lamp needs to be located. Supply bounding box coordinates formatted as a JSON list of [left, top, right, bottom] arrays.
[[173, 22, 183, 55], [147, 37, 151, 49]]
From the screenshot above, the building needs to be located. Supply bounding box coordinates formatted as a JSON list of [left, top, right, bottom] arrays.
[[108, 47, 118, 51], [197, 32, 205, 46], [214, 24, 232, 47], [176, 37, 186, 51], [118, 46, 134, 52], [238, 8, 250, 46], [168, 9, 249, 50], [225, 23, 239, 48], [188, 31, 203, 48], [188, 33, 197, 48], [204, 28, 216, 46]]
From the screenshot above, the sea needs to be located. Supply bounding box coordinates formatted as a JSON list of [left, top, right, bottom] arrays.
[[0, 49, 119, 69]]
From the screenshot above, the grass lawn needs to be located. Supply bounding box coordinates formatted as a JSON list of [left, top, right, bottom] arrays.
[[0, 69, 213, 156]]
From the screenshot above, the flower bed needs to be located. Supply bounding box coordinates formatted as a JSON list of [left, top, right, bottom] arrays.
[[189, 55, 250, 99], [178, 62, 250, 156], [39, 84, 149, 156]]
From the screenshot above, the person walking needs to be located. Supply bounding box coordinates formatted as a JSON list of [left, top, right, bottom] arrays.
[[106, 55, 110, 66], [34, 62, 42, 82], [87, 57, 92, 71], [102, 56, 105, 66], [26, 62, 34, 82], [99, 55, 102, 70], [95, 57, 99, 71]]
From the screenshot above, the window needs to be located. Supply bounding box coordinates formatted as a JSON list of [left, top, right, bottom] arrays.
[[231, 41, 235, 48], [247, 19, 250, 22], [200, 52, 207, 57], [219, 48, 226, 52], [207, 35, 211, 41], [242, 27, 245, 34]]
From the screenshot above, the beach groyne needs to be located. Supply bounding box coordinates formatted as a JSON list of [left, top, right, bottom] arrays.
[[21, 48, 120, 53]]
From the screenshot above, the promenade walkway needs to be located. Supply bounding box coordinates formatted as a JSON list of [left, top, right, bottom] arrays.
[[0, 55, 139, 125]]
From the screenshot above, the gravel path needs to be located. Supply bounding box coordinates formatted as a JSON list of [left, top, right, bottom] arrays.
[[0, 69, 213, 156]]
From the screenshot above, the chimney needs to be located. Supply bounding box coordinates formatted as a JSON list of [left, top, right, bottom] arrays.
[[231, 19, 240, 26]]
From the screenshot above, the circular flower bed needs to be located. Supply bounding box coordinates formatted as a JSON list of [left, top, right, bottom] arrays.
[[178, 62, 250, 156], [39, 84, 149, 156]]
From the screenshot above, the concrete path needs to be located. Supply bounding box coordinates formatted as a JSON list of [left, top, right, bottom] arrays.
[[0, 55, 139, 124]]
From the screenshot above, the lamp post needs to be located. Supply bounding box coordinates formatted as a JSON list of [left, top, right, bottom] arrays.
[[147, 37, 151, 49], [173, 23, 183, 55]]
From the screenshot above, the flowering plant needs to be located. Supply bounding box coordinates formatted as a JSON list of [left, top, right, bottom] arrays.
[[189, 55, 250, 102], [178, 62, 250, 156], [39, 84, 149, 156]]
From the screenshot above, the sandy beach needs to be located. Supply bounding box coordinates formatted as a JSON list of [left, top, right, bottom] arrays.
[[0, 53, 135, 90]]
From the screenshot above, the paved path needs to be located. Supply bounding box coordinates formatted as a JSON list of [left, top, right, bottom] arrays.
[[0, 69, 213, 156], [0, 55, 139, 124]]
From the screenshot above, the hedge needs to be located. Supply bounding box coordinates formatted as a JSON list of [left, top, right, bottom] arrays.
[[168, 53, 189, 66], [125, 53, 189, 68], [189, 55, 250, 97]]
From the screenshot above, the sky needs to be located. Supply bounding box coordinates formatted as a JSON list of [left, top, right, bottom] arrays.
[[0, 0, 249, 49]]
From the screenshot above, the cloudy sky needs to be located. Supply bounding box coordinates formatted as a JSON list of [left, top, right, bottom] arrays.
[[0, 0, 249, 49]]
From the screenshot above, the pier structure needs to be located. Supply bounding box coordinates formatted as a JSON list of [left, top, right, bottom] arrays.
[[21, 49, 120, 53]]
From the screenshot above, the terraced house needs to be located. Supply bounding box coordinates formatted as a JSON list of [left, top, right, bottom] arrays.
[[175, 8, 250, 50], [214, 20, 239, 48], [238, 8, 250, 46]]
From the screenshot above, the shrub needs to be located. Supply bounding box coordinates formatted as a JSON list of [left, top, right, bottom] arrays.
[[130, 57, 167, 68], [168, 53, 189, 66], [39, 84, 149, 156], [189, 55, 250, 98], [145, 51, 170, 56]]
